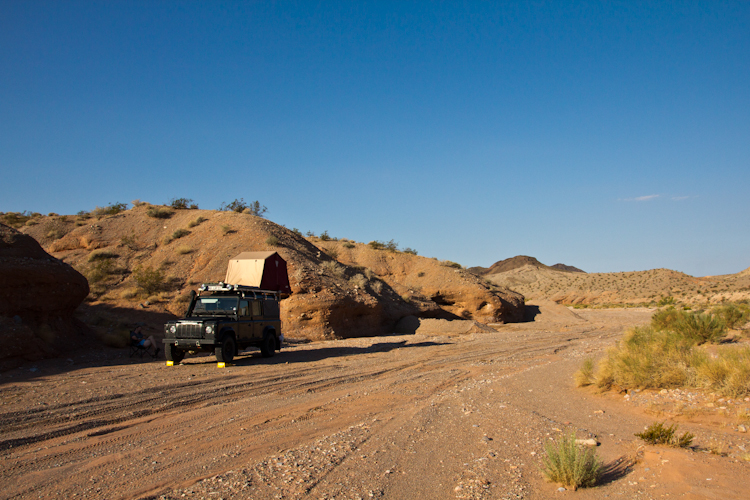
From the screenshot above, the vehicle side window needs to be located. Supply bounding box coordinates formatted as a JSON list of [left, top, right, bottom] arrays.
[[251, 300, 262, 317], [263, 300, 279, 317], [239, 300, 250, 317]]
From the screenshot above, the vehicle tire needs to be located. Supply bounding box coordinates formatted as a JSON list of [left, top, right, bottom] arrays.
[[260, 333, 276, 358], [166, 343, 185, 364], [216, 336, 235, 363]]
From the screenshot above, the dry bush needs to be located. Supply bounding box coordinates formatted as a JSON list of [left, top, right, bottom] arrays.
[[593, 323, 750, 397], [46, 229, 65, 240], [146, 206, 174, 219], [349, 274, 367, 289], [441, 260, 462, 269], [120, 233, 139, 250], [188, 216, 207, 228], [91, 202, 127, 216], [574, 358, 596, 387], [120, 288, 139, 300], [220, 225, 234, 235], [175, 245, 193, 255], [320, 260, 345, 279]]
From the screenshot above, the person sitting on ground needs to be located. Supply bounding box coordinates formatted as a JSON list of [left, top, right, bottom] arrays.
[[131, 326, 161, 357]]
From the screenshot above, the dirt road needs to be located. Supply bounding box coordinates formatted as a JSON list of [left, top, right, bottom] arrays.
[[2, 307, 750, 499]]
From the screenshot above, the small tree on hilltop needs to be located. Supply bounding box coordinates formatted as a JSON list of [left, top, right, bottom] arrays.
[[219, 198, 267, 217]]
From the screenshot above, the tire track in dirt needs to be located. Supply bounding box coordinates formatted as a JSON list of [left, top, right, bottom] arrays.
[[1, 319, 637, 499]]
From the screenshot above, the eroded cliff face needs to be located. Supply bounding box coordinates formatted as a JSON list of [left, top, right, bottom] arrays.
[[0, 223, 90, 364]]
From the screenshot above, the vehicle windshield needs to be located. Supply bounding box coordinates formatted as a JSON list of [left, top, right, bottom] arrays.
[[192, 297, 238, 315]]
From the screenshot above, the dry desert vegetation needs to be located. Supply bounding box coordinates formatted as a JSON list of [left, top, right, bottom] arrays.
[[1, 203, 750, 499]]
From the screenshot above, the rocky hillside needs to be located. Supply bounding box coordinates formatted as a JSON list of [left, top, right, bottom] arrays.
[[14, 206, 524, 341]]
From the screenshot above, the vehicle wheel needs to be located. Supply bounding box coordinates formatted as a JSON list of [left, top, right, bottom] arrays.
[[260, 334, 276, 358], [166, 344, 185, 364], [216, 336, 235, 363]]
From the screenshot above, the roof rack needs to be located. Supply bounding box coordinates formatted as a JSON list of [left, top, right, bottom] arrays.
[[199, 282, 280, 299]]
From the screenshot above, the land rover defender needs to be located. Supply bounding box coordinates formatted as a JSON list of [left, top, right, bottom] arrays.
[[163, 282, 282, 364]]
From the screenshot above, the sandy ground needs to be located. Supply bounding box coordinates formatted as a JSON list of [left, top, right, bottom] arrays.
[[2, 306, 750, 499]]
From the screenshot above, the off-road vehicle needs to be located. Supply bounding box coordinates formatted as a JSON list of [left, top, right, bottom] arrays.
[[163, 283, 282, 364]]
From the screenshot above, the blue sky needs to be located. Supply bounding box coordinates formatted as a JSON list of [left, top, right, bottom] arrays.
[[1, 1, 748, 276]]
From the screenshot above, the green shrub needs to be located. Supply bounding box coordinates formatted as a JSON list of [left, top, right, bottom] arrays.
[[674, 312, 726, 344], [131, 199, 147, 207], [171, 229, 190, 240], [291, 228, 302, 236], [187, 216, 207, 228], [266, 235, 280, 246], [146, 207, 174, 219], [320, 230, 331, 241], [713, 303, 750, 329], [87, 250, 118, 262], [658, 295, 676, 307], [169, 197, 196, 209], [541, 431, 602, 490], [403, 247, 418, 255], [442, 260, 462, 269], [368, 240, 385, 250], [87, 259, 116, 284], [343, 241, 355, 249], [652, 308, 726, 344], [635, 422, 693, 448], [220, 198, 267, 217], [132, 266, 165, 296]]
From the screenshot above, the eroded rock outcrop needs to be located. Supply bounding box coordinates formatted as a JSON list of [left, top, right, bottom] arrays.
[[0, 223, 90, 363]]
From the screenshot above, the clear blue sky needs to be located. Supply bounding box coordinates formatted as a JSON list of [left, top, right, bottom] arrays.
[[2, 1, 748, 276]]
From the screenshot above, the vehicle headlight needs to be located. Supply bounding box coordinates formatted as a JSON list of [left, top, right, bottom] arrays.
[[205, 325, 214, 334], [170, 325, 176, 334]]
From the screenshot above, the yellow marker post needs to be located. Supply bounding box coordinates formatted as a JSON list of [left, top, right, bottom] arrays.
[[217, 362, 226, 368], [166, 360, 174, 367]]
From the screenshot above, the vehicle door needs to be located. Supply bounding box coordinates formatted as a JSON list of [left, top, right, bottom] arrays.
[[236, 299, 253, 344], [250, 299, 264, 340]]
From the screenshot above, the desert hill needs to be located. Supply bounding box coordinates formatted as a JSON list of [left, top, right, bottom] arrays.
[[12, 206, 524, 344], [469, 255, 585, 276], [486, 263, 750, 306]]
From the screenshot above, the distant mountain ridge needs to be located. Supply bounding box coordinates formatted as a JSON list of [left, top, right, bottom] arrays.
[[469, 255, 585, 276]]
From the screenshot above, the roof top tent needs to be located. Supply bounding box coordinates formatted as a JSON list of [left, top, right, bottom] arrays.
[[224, 251, 292, 295]]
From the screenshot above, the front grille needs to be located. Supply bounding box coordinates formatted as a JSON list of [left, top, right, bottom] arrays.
[[176, 322, 203, 339]]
